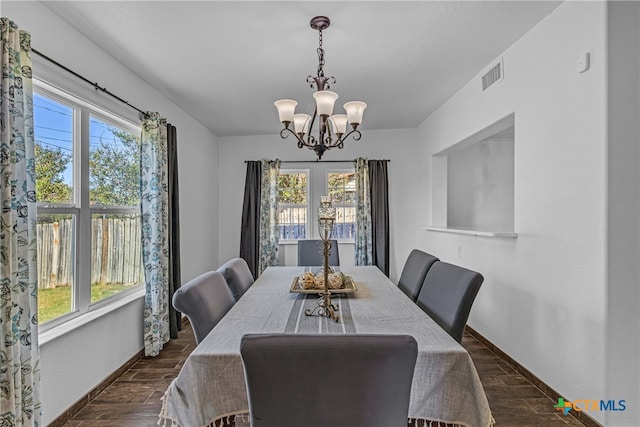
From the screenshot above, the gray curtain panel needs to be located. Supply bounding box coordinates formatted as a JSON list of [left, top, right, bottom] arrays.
[[369, 160, 390, 276], [240, 161, 262, 278], [167, 123, 182, 338]]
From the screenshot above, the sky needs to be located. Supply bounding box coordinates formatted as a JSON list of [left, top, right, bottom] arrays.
[[33, 92, 132, 190]]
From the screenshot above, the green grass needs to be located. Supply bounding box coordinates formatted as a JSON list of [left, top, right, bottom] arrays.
[[38, 283, 138, 323]]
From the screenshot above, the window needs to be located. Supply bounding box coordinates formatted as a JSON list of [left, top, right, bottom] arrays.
[[327, 170, 356, 239], [278, 170, 308, 240], [276, 167, 356, 242], [34, 82, 143, 325]]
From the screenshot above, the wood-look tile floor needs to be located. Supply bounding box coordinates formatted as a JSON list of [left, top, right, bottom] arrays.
[[59, 323, 585, 427]]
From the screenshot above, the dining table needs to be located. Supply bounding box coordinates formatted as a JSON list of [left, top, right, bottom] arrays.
[[159, 265, 493, 427]]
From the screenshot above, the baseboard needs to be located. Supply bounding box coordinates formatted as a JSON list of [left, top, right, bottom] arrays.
[[47, 349, 143, 427], [47, 317, 188, 426], [466, 326, 602, 427], [47, 322, 601, 427]]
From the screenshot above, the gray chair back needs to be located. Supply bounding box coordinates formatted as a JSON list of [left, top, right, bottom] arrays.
[[240, 333, 417, 427], [171, 271, 235, 345], [218, 257, 254, 300], [416, 261, 484, 343], [297, 239, 340, 266], [398, 249, 439, 301]]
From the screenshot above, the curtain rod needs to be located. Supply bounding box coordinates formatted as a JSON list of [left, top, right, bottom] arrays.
[[32, 48, 149, 118], [245, 160, 390, 164]]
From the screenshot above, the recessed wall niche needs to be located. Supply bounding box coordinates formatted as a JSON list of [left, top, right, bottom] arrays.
[[429, 114, 516, 237]]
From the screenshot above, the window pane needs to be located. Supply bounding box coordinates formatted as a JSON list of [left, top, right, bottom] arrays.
[[328, 172, 345, 203], [91, 213, 144, 304], [278, 172, 307, 204], [334, 207, 356, 239], [278, 171, 308, 240], [328, 172, 356, 204], [328, 172, 356, 239], [278, 207, 307, 239], [90, 117, 140, 207], [37, 213, 75, 322], [34, 94, 74, 204]]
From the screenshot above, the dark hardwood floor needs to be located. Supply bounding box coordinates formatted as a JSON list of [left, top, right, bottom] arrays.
[[59, 322, 586, 427]]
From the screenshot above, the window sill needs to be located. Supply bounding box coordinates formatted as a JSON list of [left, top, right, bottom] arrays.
[[423, 226, 518, 238], [279, 240, 355, 245], [39, 288, 145, 346], [279, 240, 300, 245]]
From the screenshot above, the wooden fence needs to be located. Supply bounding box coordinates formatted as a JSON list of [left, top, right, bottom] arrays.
[[37, 217, 144, 289]]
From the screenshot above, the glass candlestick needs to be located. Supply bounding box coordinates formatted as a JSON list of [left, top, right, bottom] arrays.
[[305, 196, 340, 322], [318, 196, 336, 241]]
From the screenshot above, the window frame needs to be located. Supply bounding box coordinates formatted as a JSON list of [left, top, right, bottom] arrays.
[[277, 168, 310, 242], [34, 79, 143, 332]]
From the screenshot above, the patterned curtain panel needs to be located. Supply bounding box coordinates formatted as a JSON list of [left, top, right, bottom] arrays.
[[354, 157, 373, 266], [0, 18, 42, 426], [257, 159, 280, 275], [140, 113, 170, 357]]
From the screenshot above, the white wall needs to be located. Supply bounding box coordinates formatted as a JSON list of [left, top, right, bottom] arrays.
[[3, 2, 219, 424], [217, 127, 421, 282], [417, 2, 638, 425], [604, 2, 640, 426], [446, 137, 514, 232]]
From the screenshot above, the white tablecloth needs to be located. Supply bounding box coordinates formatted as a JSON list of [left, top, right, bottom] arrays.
[[159, 266, 493, 427]]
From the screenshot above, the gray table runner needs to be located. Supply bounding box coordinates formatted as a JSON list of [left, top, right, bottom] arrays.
[[284, 266, 357, 334], [285, 294, 357, 334]]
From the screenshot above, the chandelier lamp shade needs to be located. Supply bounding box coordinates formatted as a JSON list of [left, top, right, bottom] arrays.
[[274, 16, 367, 160]]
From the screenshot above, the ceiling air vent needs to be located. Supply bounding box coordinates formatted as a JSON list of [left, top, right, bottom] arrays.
[[481, 59, 503, 91]]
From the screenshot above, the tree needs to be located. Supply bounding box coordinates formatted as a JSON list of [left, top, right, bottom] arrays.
[[35, 142, 72, 203], [89, 127, 140, 206], [278, 172, 307, 204], [328, 171, 355, 204]]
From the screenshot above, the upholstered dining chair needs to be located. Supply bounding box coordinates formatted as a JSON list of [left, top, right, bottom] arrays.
[[217, 257, 254, 300], [240, 333, 418, 427], [297, 239, 340, 267], [171, 271, 235, 345], [397, 249, 439, 301], [416, 261, 484, 343]]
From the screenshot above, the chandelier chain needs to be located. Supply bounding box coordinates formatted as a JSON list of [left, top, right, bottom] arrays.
[[317, 29, 325, 78]]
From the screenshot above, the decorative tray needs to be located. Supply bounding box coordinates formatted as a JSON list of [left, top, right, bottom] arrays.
[[290, 274, 358, 294]]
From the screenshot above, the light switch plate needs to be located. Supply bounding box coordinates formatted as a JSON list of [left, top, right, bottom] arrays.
[[577, 52, 590, 73]]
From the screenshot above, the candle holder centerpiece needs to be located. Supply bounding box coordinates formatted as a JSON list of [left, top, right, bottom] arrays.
[[305, 196, 340, 322]]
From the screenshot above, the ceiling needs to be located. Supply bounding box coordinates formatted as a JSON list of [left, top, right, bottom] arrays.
[[42, 1, 562, 137]]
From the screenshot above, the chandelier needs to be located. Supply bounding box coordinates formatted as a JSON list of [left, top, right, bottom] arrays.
[[274, 16, 367, 160]]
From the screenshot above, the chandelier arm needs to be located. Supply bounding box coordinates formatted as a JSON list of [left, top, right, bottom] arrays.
[[279, 127, 317, 149], [307, 107, 319, 142], [279, 127, 294, 140], [318, 122, 326, 150], [343, 129, 362, 141], [320, 119, 335, 148], [332, 129, 362, 149]]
